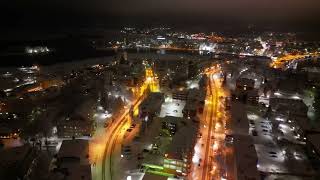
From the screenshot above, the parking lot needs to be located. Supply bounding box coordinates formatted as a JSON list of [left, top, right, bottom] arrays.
[[159, 99, 186, 118], [247, 112, 274, 145], [246, 106, 315, 177], [255, 144, 287, 173]]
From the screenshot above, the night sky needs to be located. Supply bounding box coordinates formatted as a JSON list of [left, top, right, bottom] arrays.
[[1, 0, 320, 33]]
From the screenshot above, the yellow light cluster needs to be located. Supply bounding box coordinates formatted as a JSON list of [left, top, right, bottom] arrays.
[[270, 52, 320, 69]]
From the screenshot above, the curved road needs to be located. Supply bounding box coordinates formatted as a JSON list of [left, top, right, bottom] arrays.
[[101, 94, 146, 180]]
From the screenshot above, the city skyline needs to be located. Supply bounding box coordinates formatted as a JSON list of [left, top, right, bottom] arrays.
[[1, 1, 320, 180]]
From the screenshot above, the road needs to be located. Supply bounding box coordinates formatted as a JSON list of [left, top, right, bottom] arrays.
[[199, 64, 230, 180], [90, 106, 132, 180], [202, 69, 220, 180], [188, 71, 215, 180], [91, 67, 158, 180], [102, 95, 145, 180], [202, 72, 217, 180], [270, 52, 320, 69], [188, 65, 219, 180]]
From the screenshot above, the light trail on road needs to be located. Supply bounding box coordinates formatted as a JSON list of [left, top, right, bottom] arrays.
[[201, 74, 217, 180], [108, 117, 130, 180], [200, 64, 230, 180], [101, 111, 131, 180], [270, 52, 320, 69], [95, 67, 159, 180]]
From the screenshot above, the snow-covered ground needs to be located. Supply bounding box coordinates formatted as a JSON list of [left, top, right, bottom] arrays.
[[159, 99, 186, 118], [247, 107, 314, 177]]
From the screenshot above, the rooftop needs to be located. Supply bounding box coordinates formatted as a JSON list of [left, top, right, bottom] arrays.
[[160, 116, 184, 125], [0, 144, 49, 180], [57, 139, 89, 166], [142, 173, 168, 180], [229, 101, 249, 135], [0, 144, 32, 167], [49, 164, 91, 180], [236, 78, 255, 86], [269, 98, 308, 115], [183, 99, 198, 111], [233, 134, 260, 180], [187, 88, 205, 101], [166, 121, 198, 160], [140, 92, 164, 113], [277, 78, 305, 95]]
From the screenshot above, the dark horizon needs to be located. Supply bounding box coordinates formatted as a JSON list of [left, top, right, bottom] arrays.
[[1, 0, 320, 39]]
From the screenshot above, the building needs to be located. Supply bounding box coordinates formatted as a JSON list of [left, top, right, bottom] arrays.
[[50, 139, 91, 180], [0, 145, 50, 180], [118, 51, 129, 64], [18, 79, 64, 97], [269, 98, 308, 117], [0, 127, 19, 139], [142, 173, 168, 180], [49, 164, 92, 180], [227, 102, 249, 135], [164, 122, 198, 176], [104, 70, 114, 86], [172, 89, 188, 101], [246, 89, 259, 104], [0, 112, 21, 139], [119, 75, 136, 87], [160, 116, 183, 136], [56, 139, 90, 166], [187, 88, 206, 107], [302, 67, 320, 83], [233, 78, 258, 103], [160, 78, 171, 94], [233, 135, 260, 180], [226, 100, 260, 180], [187, 60, 197, 79], [236, 77, 254, 90], [182, 100, 198, 119], [140, 116, 199, 177], [236, 78, 255, 91], [199, 74, 208, 89], [275, 77, 305, 98], [57, 115, 94, 138], [139, 92, 164, 118]]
